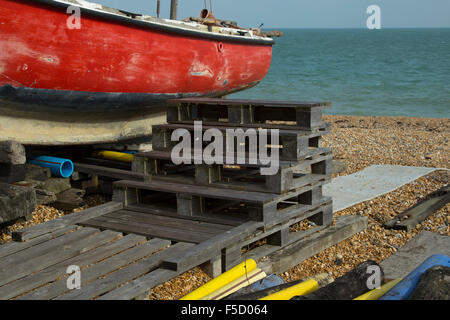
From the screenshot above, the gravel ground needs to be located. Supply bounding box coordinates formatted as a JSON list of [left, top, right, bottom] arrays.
[[0, 115, 448, 300]]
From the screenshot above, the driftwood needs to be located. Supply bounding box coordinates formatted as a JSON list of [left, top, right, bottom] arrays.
[[384, 185, 450, 231], [292, 260, 384, 300]]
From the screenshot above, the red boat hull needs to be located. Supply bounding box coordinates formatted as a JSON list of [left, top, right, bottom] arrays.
[[0, 0, 273, 98]]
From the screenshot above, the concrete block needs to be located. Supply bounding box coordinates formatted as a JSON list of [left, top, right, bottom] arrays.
[[0, 141, 26, 165]]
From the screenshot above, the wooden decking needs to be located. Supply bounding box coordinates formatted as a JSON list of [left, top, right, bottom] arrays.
[[0, 199, 366, 300], [80, 209, 234, 244], [0, 218, 190, 300]]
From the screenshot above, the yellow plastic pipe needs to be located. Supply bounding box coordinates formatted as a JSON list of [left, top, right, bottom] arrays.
[[180, 259, 257, 300], [259, 279, 319, 300], [354, 279, 402, 300], [92, 150, 134, 163], [201, 268, 267, 300]]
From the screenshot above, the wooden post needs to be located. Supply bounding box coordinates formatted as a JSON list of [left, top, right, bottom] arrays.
[[156, 0, 160, 18], [170, 0, 178, 20]]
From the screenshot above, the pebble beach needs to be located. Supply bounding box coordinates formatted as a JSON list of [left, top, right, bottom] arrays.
[[1, 114, 449, 300]]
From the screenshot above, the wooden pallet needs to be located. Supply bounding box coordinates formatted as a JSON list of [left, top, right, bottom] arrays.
[[0, 226, 190, 300], [133, 149, 332, 194], [0, 198, 350, 301], [77, 199, 332, 272], [150, 122, 330, 160], [80, 209, 235, 244], [0, 212, 367, 300], [167, 98, 331, 130], [99, 214, 365, 300], [112, 178, 331, 224]]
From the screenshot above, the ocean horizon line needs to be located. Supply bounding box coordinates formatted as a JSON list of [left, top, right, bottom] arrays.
[[261, 27, 450, 30]]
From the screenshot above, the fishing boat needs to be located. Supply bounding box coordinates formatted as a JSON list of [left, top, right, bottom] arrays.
[[0, 0, 278, 145]]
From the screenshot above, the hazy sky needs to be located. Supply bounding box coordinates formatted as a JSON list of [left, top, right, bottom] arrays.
[[93, 0, 450, 29]]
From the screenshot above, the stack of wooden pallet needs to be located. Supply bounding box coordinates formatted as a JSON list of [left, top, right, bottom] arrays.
[[0, 99, 371, 300], [112, 98, 334, 272]]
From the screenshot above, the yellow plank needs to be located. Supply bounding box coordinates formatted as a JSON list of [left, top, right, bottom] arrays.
[[202, 268, 266, 300], [354, 279, 402, 300], [259, 279, 319, 300], [92, 150, 134, 163], [180, 259, 257, 300]]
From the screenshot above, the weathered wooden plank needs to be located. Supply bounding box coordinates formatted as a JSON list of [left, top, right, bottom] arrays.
[[136, 149, 305, 169], [18, 238, 171, 300], [0, 227, 98, 271], [0, 234, 145, 300], [233, 202, 331, 252], [175, 200, 329, 272], [162, 221, 263, 272], [74, 163, 144, 181], [0, 225, 79, 259], [242, 225, 328, 262], [115, 181, 331, 223], [384, 185, 450, 231], [166, 98, 330, 129], [221, 203, 332, 269], [12, 201, 123, 242], [259, 215, 368, 274], [148, 123, 330, 160], [149, 122, 330, 135], [114, 180, 275, 204], [81, 215, 214, 244], [107, 210, 232, 234], [167, 98, 332, 108], [139, 152, 331, 194], [126, 204, 244, 227], [79, 157, 131, 170], [265, 196, 332, 229], [98, 268, 177, 300], [161, 197, 331, 272], [55, 242, 194, 300], [0, 228, 119, 287]]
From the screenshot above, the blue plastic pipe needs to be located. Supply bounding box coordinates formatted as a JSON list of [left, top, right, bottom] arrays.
[[28, 156, 74, 178], [380, 254, 450, 300]]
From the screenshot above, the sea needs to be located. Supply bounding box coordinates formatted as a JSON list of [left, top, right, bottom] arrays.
[[230, 28, 450, 118]]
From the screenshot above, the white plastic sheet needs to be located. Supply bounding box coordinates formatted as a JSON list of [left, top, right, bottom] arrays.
[[323, 165, 446, 212]]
